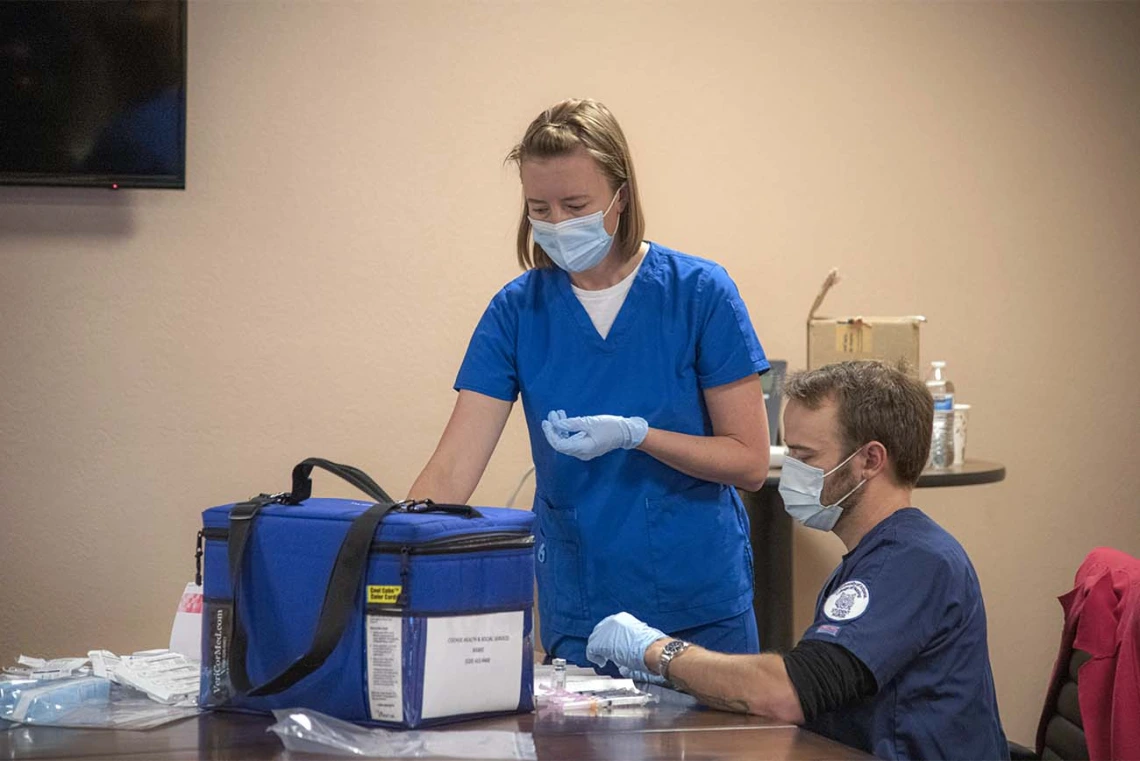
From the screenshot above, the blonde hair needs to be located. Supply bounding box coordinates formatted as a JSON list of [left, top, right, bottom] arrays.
[[505, 99, 646, 270]]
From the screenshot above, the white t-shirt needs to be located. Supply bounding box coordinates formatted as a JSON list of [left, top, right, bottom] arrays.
[[571, 257, 644, 339]]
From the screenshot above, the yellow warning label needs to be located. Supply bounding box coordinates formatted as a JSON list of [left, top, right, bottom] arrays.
[[367, 585, 402, 605]]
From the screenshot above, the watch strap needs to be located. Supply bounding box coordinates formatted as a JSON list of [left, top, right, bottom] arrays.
[[657, 639, 692, 681]]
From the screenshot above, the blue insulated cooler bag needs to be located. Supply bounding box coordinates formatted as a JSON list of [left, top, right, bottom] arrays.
[[197, 458, 536, 728]]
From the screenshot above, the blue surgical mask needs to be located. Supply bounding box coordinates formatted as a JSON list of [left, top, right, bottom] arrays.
[[778, 448, 867, 532], [529, 186, 623, 273]]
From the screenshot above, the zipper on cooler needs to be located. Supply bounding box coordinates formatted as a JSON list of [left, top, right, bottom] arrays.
[[394, 547, 412, 607], [199, 527, 533, 554], [370, 531, 533, 554]]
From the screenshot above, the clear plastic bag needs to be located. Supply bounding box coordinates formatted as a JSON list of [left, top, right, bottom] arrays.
[[0, 676, 199, 730], [268, 708, 537, 759]]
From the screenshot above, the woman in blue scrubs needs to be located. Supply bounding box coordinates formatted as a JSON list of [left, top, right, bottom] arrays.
[[408, 98, 771, 668]]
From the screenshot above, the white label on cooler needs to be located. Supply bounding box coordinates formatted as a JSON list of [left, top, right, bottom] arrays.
[[366, 616, 403, 723], [420, 611, 524, 720]]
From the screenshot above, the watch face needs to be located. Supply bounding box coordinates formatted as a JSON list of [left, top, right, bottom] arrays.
[[663, 639, 687, 657]]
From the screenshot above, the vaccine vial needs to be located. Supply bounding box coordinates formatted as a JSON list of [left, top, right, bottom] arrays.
[[551, 658, 567, 691]]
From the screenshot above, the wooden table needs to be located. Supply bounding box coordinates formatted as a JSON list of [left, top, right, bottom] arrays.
[[742, 459, 1007, 652], [0, 685, 870, 760]]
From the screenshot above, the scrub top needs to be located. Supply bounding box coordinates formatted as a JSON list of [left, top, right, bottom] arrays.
[[455, 242, 769, 644], [802, 508, 1008, 761]]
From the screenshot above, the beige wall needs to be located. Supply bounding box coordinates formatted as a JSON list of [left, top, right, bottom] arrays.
[[2, 0, 1138, 744]]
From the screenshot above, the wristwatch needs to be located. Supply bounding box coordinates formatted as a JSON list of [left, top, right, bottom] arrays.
[[656, 638, 692, 681]]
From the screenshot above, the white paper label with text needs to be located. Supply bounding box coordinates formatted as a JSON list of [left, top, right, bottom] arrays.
[[420, 611, 524, 719], [366, 616, 403, 722]]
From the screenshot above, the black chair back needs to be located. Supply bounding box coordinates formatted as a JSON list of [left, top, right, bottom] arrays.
[[1039, 649, 1089, 760]]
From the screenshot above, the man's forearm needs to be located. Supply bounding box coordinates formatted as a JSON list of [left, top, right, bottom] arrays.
[[646, 641, 805, 723], [669, 665, 753, 714]]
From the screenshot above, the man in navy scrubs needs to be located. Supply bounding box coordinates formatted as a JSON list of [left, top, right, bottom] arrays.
[[587, 360, 1008, 761]]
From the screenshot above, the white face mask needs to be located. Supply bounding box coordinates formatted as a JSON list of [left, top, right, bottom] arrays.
[[778, 447, 867, 532], [528, 186, 622, 273]]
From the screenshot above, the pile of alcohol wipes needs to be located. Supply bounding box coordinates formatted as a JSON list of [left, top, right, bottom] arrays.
[[0, 650, 200, 730]]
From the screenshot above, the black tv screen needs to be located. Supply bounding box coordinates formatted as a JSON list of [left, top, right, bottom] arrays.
[[0, 0, 187, 189]]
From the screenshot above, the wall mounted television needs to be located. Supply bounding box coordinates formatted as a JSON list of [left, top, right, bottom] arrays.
[[0, 0, 187, 189]]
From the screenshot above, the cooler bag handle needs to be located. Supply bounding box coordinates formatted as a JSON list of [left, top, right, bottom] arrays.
[[399, 498, 483, 519], [287, 457, 395, 506]]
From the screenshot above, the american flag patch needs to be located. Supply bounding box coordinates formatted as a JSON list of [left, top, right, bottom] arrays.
[[816, 624, 841, 636]]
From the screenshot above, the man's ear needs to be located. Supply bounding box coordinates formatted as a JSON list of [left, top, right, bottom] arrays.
[[862, 441, 890, 480]]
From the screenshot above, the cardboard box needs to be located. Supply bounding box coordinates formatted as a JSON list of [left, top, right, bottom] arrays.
[[807, 269, 925, 375]]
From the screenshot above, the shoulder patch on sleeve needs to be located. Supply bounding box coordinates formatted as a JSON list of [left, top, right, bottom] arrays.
[[823, 580, 870, 621]]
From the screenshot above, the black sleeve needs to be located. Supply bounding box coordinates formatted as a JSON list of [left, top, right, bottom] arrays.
[[782, 639, 878, 722]]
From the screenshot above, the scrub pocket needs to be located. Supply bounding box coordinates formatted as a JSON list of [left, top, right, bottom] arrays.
[[534, 495, 589, 620], [646, 482, 751, 613]]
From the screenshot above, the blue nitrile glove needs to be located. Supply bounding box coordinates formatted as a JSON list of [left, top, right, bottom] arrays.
[[586, 612, 667, 678], [618, 665, 668, 686], [541, 410, 649, 461]]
